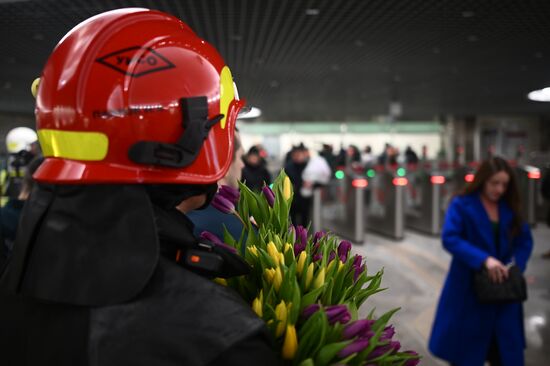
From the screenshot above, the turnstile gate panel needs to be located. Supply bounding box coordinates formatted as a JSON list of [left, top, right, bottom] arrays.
[[314, 174, 366, 243], [366, 171, 405, 240]]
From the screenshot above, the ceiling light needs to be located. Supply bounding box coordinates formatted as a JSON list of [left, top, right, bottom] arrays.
[[527, 87, 550, 102], [305, 8, 320, 16], [238, 106, 262, 120]]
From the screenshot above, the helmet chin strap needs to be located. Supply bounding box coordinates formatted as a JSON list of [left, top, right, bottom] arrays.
[[128, 96, 224, 168]]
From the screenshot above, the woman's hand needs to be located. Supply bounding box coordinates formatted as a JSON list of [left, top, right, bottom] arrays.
[[484, 257, 509, 284]]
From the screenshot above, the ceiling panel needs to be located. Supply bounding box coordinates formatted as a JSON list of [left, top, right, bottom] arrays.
[[0, 0, 549, 120]]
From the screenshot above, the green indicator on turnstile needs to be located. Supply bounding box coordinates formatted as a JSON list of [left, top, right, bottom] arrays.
[[335, 170, 345, 180], [397, 167, 406, 177], [367, 169, 376, 178]]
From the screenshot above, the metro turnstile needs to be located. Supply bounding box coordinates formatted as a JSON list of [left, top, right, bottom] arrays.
[[365, 170, 405, 240], [314, 174, 367, 243], [516, 165, 541, 226], [405, 170, 448, 235]]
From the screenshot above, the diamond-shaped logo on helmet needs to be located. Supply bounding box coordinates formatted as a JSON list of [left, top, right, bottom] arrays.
[[96, 46, 175, 77]]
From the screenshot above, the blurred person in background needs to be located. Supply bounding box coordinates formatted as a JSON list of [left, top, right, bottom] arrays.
[[1, 156, 43, 270], [541, 168, 550, 258], [285, 144, 311, 226], [429, 157, 533, 366], [188, 132, 245, 240], [404, 145, 419, 165], [0, 127, 39, 207], [361, 145, 375, 168], [242, 145, 271, 191], [319, 143, 337, 172]]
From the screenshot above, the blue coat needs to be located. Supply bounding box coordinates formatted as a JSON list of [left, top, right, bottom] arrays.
[[429, 193, 533, 366]]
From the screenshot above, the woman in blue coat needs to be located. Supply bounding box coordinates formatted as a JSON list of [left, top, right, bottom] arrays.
[[429, 157, 533, 366]]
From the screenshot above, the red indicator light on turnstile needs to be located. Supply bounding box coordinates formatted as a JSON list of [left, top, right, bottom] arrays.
[[352, 178, 368, 188], [392, 177, 408, 186], [430, 175, 446, 184], [465, 174, 475, 183], [528, 171, 541, 179]]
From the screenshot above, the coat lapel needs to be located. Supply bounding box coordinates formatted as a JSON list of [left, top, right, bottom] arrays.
[[497, 200, 514, 260], [466, 193, 496, 254]]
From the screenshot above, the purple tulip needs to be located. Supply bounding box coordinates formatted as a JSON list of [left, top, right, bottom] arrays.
[[326, 305, 351, 325], [351, 255, 366, 282], [218, 185, 240, 205], [380, 325, 395, 341], [313, 253, 323, 262], [262, 186, 275, 207], [302, 304, 320, 319], [403, 351, 420, 366], [328, 251, 336, 263], [338, 240, 352, 262], [211, 194, 235, 214], [338, 338, 370, 358], [296, 225, 308, 246], [294, 225, 308, 256], [342, 319, 375, 339], [313, 230, 326, 245], [294, 242, 306, 257], [368, 341, 400, 360], [354, 264, 366, 282], [200, 231, 237, 253]]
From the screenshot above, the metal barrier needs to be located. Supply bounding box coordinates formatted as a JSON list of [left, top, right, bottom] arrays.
[[312, 173, 367, 243], [365, 170, 405, 240], [405, 169, 448, 235], [516, 165, 541, 226]]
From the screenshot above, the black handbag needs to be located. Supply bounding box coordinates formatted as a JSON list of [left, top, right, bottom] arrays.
[[473, 264, 527, 303]]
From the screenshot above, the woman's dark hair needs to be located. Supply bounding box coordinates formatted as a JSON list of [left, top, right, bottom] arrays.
[[462, 156, 522, 236]]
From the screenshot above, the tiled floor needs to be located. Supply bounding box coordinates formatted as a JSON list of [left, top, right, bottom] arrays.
[[352, 225, 550, 366]]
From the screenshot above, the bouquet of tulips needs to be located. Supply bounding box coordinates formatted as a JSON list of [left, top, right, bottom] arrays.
[[206, 171, 420, 366]]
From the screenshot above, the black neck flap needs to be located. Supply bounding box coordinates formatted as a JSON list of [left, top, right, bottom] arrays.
[[0, 184, 159, 306], [128, 97, 224, 168]]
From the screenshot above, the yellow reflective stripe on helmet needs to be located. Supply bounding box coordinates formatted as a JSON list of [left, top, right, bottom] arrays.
[[38, 129, 108, 161], [219, 66, 235, 130]]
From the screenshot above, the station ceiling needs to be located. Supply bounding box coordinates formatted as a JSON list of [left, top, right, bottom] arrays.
[[1, 0, 549, 121]]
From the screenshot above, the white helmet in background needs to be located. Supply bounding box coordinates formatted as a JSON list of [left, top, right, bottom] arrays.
[[6, 127, 38, 154]]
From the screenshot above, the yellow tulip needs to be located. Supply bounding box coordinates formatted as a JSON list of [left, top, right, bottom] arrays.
[[338, 260, 345, 273], [275, 300, 288, 337], [267, 241, 280, 266], [296, 251, 307, 276], [327, 258, 336, 273], [265, 268, 275, 283], [305, 263, 315, 290], [283, 176, 292, 200], [252, 297, 263, 317], [213, 278, 228, 286], [247, 245, 258, 257], [273, 266, 283, 291], [252, 289, 263, 317], [312, 267, 325, 289], [282, 324, 298, 359], [279, 252, 285, 266], [284, 243, 292, 254]]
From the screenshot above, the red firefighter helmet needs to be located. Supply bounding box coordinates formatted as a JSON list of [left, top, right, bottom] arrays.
[[33, 8, 244, 184]]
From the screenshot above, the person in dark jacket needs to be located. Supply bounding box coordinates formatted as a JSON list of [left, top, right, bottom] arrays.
[[0, 9, 278, 366], [242, 146, 271, 192], [285, 144, 311, 226], [0, 156, 42, 270], [429, 157, 533, 366]]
